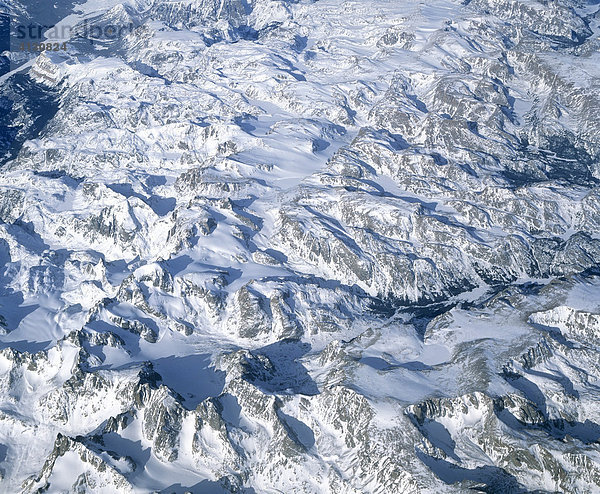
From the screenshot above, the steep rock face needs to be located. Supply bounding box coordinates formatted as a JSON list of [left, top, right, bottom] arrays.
[[407, 391, 600, 493], [470, 0, 593, 44], [1, 0, 600, 492], [22, 434, 134, 494], [530, 306, 600, 346]]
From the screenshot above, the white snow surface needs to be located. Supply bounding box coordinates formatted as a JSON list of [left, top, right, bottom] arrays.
[[0, 0, 600, 492]]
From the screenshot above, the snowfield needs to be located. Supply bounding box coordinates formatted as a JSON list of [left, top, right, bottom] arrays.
[[1, 0, 600, 492]]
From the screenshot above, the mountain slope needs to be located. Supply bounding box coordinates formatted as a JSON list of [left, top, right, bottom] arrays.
[[0, 0, 600, 492]]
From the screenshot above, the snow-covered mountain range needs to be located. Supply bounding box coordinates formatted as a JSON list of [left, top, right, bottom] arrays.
[[1, 0, 600, 492]]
